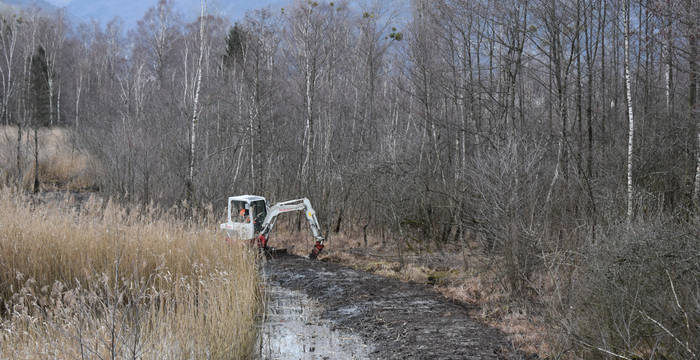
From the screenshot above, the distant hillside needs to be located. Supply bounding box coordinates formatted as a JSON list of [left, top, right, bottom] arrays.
[[0, 0, 56, 12]]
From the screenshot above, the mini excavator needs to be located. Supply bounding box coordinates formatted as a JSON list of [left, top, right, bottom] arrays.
[[220, 195, 325, 259]]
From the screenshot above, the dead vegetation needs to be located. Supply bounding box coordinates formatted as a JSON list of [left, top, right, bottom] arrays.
[[271, 227, 549, 357], [0, 188, 261, 359], [0, 0, 696, 358], [272, 220, 698, 360], [0, 126, 98, 192]]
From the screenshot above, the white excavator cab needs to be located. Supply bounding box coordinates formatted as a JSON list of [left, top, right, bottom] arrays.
[[220, 194, 326, 259], [220, 195, 267, 240]]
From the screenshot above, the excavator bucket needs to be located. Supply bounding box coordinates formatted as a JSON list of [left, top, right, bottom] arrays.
[[309, 241, 324, 260], [221, 195, 326, 259]]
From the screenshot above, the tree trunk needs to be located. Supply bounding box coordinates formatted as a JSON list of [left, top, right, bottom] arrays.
[[75, 72, 81, 129], [186, 0, 206, 203], [1, 17, 17, 127], [585, 0, 595, 178], [363, 223, 369, 248], [575, 0, 583, 170], [665, 0, 673, 117], [56, 80, 60, 125], [33, 126, 39, 193], [334, 208, 343, 233], [600, 0, 606, 142], [689, 0, 699, 208], [624, 0, 635, 225], [301, 53, 315, 181], [48, 75, 54, 126], [16, 123, 22, 182]]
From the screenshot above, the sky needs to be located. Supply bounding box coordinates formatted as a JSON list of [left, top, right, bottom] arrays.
[[4, 0, 411, 31], [40, 0, 286, 27]]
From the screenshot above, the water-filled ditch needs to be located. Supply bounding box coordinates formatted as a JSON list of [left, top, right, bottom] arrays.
[[258, 275, 372, 359]]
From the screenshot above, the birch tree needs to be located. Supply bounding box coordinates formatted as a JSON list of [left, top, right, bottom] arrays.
[[287, 1, 330, 183], [0, 14, 21, 182], [0, 14, 18, 125], [185, 0, 206, 203], [135, 0, 180, 87], [688, 0, 699, 209], [663, 0, 673, 117], [39, 11, 66, 126], [73, 23, 92, 130], [623, 0, 634, 224]]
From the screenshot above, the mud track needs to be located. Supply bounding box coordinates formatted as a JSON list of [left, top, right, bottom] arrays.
[[264, 254, 529, 360]]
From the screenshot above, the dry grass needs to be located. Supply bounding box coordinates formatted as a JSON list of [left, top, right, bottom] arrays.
[[0, 126, 98, 191], [0, 188, 261, 359]]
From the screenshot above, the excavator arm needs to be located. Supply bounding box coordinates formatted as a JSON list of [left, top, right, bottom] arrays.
[[259, 198, 325, 259]]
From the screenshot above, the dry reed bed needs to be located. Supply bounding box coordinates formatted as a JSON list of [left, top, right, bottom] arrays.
[[0, 126, 98, 191], [0, 188, 261, 359]]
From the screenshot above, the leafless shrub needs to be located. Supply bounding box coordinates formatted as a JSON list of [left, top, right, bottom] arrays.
[[463, 137, 550, 293], [554, 218, 699, 359]]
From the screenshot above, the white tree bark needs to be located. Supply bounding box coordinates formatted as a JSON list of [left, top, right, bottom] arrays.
[[56, 81, 60, 124], [302, 53, 313, 179], [47, 73, 54, 126], [44, 12, 66, 127], [0, 15, 18, 125], [664, 0, 673, 116], [688, 0, 699, 210], [624, 0, 635, 225], [186, 0, 206, 201], [289, 3, 326, 182], [695, 132, 700, 208], [75, 71, 82, 129]]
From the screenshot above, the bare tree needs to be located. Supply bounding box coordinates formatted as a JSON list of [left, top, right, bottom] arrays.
[[623, 0, 635, 224], [135, 0, 180, 87], [39, 10, 67, 126], [185, 0, 206, 203], [286, 1, 331, 183], [688, 0, 699, 208], [663, 0, 674, 117], [0, 13, 18, 126], [0, 3, 698, 355]]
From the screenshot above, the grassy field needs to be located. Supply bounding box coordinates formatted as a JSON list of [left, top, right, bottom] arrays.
[[0, 126, 98, 191], [0, 188, 261, 359]]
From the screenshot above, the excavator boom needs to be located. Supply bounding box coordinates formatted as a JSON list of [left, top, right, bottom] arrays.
[[260, 198, 325, 259], [221, 195, 325, 259]]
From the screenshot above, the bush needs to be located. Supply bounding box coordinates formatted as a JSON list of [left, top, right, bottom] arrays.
[[562, 219, 699, 359], [463, 137, 550, 293]]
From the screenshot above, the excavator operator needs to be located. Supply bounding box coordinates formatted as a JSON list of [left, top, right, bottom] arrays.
[[239, 208, 251, 222]]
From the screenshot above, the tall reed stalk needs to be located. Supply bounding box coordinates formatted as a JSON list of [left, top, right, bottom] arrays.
[[0, 188, 261, 359]]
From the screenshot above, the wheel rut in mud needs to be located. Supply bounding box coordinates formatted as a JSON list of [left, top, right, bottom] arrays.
[[264, 254, 528, 360]]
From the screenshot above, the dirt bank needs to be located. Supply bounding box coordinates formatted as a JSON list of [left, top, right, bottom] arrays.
[[264, 254, 532, 360]]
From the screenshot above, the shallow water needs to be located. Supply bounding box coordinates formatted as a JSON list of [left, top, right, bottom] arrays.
[[259, 280, 372, 359]]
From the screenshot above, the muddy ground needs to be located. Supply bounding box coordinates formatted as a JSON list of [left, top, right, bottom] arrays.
[[264, 254, 533, 360]]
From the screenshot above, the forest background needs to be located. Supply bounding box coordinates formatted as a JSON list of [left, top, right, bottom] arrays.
[[0, 0, 697, 358]]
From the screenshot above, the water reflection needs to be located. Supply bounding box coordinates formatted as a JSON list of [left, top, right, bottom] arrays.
[[259, 282, 371, 359]]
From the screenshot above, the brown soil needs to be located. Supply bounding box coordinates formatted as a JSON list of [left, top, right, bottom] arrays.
[[264, 253, 536, 360]]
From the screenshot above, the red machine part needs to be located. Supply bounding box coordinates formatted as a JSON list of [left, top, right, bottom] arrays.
[[309, 241, 324, 259], [258, 234, 268, 249]]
